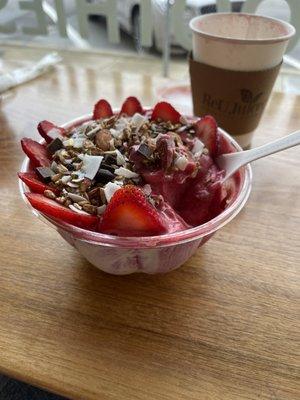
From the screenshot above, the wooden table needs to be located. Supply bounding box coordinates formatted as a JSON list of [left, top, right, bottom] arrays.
[[0, 44, 299, 400]]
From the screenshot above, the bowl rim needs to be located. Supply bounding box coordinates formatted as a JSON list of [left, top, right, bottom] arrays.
[[19, 112, 252, 248]]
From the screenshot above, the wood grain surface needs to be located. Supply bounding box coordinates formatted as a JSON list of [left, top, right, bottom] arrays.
[[0, 44, 299, 400]]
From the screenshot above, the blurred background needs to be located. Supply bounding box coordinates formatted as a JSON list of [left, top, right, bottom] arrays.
[[0, 0, 300, 54], [0, 0, 299, 56], [0, 0, 299, 98]]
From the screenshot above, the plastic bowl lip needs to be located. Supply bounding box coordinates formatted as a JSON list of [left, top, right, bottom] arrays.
[[19, 112, 252, 249]]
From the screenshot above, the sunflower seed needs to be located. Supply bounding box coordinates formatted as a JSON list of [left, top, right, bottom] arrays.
[[67, 182, 79, 188], [68, 193, 87, 203], [61, 175, 71, 184], [99, 187, 106, 204], [44, 190, 56, 199], [82, 204, 97, 214], [57, 164, 69, 174], [51, 173, 61, 182], [84, 139, 95, 149], [78, 200, 90, 207], [69, 204, 89, 214], [176, 125, 189, 133], [86, 125, 101, 139]]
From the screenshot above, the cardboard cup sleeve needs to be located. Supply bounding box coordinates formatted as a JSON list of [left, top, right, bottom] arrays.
[[189, 54, 282, 137]]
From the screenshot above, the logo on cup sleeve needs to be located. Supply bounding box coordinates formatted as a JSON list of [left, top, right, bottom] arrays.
[[240, 89, 263, 104], [202, 89, 265, 117]]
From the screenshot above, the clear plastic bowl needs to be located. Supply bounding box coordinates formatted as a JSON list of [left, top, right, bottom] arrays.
[[19, 114, 252, 275]]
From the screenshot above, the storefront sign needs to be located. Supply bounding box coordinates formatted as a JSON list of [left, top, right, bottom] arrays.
[[0, 0, 298, 51]]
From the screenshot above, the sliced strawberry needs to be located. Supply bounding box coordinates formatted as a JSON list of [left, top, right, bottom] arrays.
[[151, 102, 181, 124], [93, 99, 113, 120], [99, 185, 166, 237], [21, 138, 51, 167], [217, 133, 235, 157], [194, 116, 218, 157], [37, 120, 66, 144], [18, 172, 59, 195], [120, 96, 143, 116], [25, 193, 98, 230]]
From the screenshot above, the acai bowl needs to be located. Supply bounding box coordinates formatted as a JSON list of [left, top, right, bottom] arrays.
[[19, 97, 252, 274]]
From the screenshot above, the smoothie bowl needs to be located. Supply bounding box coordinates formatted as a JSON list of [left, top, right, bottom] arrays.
[[19, 97, 252, 274]]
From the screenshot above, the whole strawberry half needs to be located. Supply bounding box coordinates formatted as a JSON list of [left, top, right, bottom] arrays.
[[99, 186, 166, 236], [120, 96, 143, 116], [21, 138, 51, 167], [25, 193, 98, 230], [93, 99, 113, 120], [18, 172, 59, 195], [37, 120, 66, 144], [194, 115, 218, 157], [151, 101, 181, 124]]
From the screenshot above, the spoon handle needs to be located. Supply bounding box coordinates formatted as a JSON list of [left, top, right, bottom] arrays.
[[219, 130, 300, 180], [239, 129, 300, 165]]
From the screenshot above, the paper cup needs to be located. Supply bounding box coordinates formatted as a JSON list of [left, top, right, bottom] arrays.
[[189, 13, 295, 148]]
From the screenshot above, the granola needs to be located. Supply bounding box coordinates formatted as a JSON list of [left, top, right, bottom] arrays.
[[41, 112, 205, 216]]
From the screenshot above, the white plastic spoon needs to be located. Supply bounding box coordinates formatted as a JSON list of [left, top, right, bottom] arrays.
[[217, 130, 300, 181]]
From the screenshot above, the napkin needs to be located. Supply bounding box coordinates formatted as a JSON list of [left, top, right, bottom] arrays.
[[0, 52, 62, 94]]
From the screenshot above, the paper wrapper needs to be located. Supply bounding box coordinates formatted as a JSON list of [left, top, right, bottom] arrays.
[[0, 53, 61, 94], [189, 54, 282, 137]]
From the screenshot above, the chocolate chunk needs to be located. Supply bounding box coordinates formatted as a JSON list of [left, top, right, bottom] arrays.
[[66, 163, 76, 171], [117, 145, 126, 153], [47, 137, 63, 154], [101, 163, 115, 174], [95, 168, 116, 184], [36, 167, 55, 183], [103, 153, 117, 165], [137, 143, 152, 159]]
